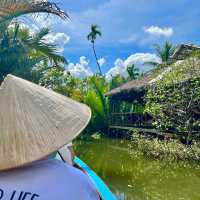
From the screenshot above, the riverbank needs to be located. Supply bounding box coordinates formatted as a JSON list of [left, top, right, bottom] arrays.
[[84, 132, 200, 164], [130, 137, 200, 164]]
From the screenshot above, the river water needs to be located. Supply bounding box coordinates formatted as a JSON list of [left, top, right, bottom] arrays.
[[74, 137, 200, 200]]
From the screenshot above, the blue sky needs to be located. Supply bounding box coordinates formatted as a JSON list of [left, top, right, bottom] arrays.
[[32, 0, 200, 78]]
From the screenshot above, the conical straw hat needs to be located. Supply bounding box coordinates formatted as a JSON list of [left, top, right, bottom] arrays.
[[0, 74, 91, 170]]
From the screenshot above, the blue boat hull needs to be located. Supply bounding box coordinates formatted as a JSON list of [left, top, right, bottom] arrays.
[[74, 157, 117, 200]]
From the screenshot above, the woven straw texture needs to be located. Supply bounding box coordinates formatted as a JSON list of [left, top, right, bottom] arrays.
[[0, 75, 91, 170]]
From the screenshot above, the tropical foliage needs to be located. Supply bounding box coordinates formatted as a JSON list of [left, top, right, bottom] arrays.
[[148, 41, 175, 66], [145, 55, 200, 144], [39, 67, 84, 102], [0, 0, 68, 82], [109, 74, 126, 90], [0, 0, 68, 25], [84, 76, 110, 133], [38, 63, 141, 133], [154, 41, 175, 63], [0, 24, 67, 81], [0, 0, 199, 152], [39, 67, 115, 133], [127, 64, 139, 80]]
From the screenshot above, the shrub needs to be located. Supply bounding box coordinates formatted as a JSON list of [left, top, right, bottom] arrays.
[[145, 56, 200, 144]]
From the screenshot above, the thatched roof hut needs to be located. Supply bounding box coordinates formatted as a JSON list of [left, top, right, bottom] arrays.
[[106, 75, 150, 102], [106, 67, 169, 102], [106, 43, 200, 102]]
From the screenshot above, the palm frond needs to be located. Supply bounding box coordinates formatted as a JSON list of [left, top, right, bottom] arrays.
[[153, 41, 175, 63], [0, 1, 69, 24], [87, 24, 102, 43], [0, 22, 67, 81], [33, 27, 50, 42], [89, 76, 108, 116], [17, 27, 67, 65], [24, 39, 67, 64], [95, 30, 102, 37], [87, 32, 94, 42]]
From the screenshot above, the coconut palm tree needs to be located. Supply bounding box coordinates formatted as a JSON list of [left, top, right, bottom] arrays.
[[145, 41, 175, 67], [87, 24, 102, 75], [154, 41, 175, 64]]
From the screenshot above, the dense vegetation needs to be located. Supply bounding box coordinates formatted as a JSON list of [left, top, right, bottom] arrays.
[[146, 55, 200, 144], [0, 0, 68, 83], [39, 65, 138, 133], [0, 25, 66, 82], [0, 1, 139, 134], [0, 1, 200, 163]]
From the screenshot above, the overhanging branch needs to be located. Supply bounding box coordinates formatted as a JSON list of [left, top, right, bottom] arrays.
[[0, 1, 69, 23]]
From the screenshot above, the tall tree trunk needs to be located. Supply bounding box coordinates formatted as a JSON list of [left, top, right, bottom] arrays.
[[92, 42, 102, 75]]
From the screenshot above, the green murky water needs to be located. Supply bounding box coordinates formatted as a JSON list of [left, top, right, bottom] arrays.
[[74, 138, 200, 200]]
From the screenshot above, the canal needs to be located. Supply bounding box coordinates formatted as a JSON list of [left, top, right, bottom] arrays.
[[74, 137, 200, 200]]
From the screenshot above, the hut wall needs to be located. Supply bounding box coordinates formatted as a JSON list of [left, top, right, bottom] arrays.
[[109, 99, 153, 128]]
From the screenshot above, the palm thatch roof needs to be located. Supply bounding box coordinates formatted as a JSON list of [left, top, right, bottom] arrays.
[[106, 43, 200, 102], [170, 44, 200, 62], [106, 67, 169, 102]]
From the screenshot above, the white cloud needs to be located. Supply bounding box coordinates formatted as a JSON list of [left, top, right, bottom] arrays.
[[79, 56, 89, 66], [106, 53, 161, 80], [43, 32, 70, 52], [44, 32, 70, 45], [67, 56, 93, 79], [106, 59, 128, 80], [9, 21, 70, 53], [23, 0, 196, 52], [124, 53, 161, 66], [8, 21, 37, 35], [98, 58, 106, 66], [144, 26, 174, 37]]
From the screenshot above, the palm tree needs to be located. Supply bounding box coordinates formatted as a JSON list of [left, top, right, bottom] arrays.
[[127, 64, 139, 80], [87, 24, 102, 75], [0, 0, 68, 82], [154, 41, 175, 63], [0, 23, 67, 81], [145, 41, 175, 67]]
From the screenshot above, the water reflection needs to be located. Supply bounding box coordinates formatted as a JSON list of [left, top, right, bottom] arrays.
[[74, 138, 200, 200]]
